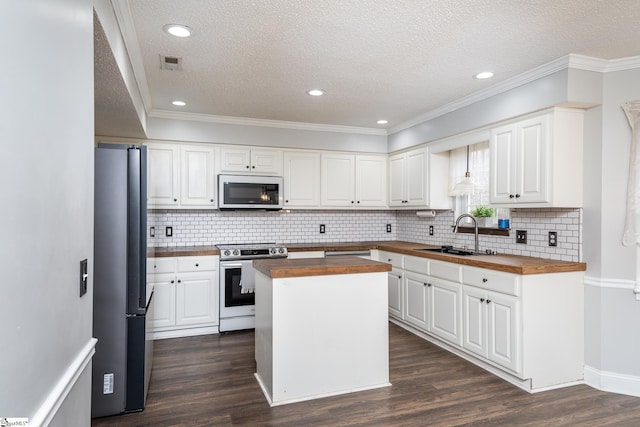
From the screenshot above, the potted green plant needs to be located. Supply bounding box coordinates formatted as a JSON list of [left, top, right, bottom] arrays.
[[471, 205, 495, 228]]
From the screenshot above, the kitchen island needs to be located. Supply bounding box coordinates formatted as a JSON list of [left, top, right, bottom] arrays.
[[252, 256, 392, 406]]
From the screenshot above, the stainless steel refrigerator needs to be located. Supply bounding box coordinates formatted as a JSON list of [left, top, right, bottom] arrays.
[[92, 144, 154, 418]]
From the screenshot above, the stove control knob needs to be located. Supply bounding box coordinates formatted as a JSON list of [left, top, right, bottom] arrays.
[[269, 248, 276, 255], [223, 250, 231, 256], [278, 248, 285, 254], [233, 249, 240, 256]]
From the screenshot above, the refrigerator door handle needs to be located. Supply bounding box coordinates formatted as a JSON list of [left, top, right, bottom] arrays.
[[127, 146, 147, 315]]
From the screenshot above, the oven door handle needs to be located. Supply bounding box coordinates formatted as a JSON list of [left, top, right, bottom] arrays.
[[220, 262, 245, 269]]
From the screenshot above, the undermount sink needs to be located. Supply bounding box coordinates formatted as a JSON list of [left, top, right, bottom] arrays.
[[417, 246, 493, 256]]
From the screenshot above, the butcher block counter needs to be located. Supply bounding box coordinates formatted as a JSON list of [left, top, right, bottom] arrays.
[[148, 245, 219, 257], [253, 256, 391, 406], [253, 256, 391, 278], [286, 240, 586, 275]]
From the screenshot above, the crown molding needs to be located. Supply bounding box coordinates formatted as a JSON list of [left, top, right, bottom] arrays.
[[111, 0, 153, 113], [147, 109, 388, 135]]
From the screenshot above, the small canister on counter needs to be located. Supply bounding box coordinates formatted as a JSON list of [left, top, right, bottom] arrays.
[[497, 208, 511, 229]]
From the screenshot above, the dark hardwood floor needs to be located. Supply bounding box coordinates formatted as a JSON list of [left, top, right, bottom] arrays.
[[92, 323, 640, 426]]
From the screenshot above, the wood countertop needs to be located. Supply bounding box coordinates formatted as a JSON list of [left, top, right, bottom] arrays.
[[286, 241, 586, 275], [148, 245, 220, 257], [253, 256, 392, 279]]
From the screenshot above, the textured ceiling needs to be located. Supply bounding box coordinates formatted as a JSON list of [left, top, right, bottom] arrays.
[[95, 0, 640, 137]]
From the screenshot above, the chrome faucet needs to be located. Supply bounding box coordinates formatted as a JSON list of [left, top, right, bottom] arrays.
[[453, 214, 479, 253]]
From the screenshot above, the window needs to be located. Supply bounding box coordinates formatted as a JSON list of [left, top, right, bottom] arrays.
[[449, 141, 491, 225]]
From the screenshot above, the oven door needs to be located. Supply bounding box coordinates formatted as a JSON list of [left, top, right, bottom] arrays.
[[219, 260, 256, 318]]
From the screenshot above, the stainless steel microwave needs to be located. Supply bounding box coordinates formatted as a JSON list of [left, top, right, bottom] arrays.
[[217, 174, 284, 210]]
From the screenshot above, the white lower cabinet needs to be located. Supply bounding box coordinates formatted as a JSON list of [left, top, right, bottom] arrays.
[[404, 271, 429, 330], [429, 278, 462, 346], [462, 285, 520, 373], [147, 255, 219, 338], [377, 249, 583, 392]]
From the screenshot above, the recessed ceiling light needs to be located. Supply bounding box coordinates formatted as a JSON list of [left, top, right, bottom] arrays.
[[377, 120, 388, 125], [307, 89, 325, 96], [474, 71, 494, 79], [172, 100, 186, 106], [163, 24, 192, 38]]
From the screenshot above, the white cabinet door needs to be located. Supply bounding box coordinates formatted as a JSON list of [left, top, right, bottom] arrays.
[[429, 278, 462, 346], [251, 149, 283, 175], [517, 116, 547, 203], [220, 147, 283, 175], [148, 274, 177, 329], [490, 115, 547, 205], [321, 153, 355, 206], [490, 124, 517, 204], [355, 155, 387, 207], [406, 148, 428, 206], [175, 272, 217, 326], [404, 271, 429, 331], [462, 286, 488, 358], [487, 292, 520, 373], [388, 153, 406, 206], [388, 267, 404, 319], [220, 147, 251, 173], [283, 151, 320, 208], [147, 144, 179, 207], [180, 145, 216, 207]]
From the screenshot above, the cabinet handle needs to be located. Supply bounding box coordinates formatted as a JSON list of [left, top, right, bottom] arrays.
[[246, 165, 250, 169], [177, 279, 182, 283], [515, 194, 521, 198], [509, 194, 515, 199], [252, 165, 255, 169], [285, 200, 289, 203], [195, 263, 199, 267], [210, 199, 214, 202], [357, 201, 360, 204], [482, 278, 488, 283], [398, 275, 402, 279], [387, 258, 392, 262], [173, 198, 178, 202], [480, 298, 485, 302], [351, 201, 354, 204], [426, 283, 432, 287], [153, 265, 157, 269], [486, 299, 491, 304], [171, 280, 175, 284]]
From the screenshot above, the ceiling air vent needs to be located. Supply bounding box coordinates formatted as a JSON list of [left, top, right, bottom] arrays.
[[159, 55, 182, 71]]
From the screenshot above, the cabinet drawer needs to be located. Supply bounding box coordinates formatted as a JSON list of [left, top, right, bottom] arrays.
[[463, 266, 520, 296], [147, 257, 176, 274], [404, 255, 429, 274], [378, 251, 403, 268], [430, 260, 462, 283], [177, 256, 217, 272]]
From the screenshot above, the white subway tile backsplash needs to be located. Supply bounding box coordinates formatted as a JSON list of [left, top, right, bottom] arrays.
[[148, 207, 582, 262]]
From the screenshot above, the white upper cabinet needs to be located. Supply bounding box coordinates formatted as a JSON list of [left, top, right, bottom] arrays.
[[147, 144, 180, 207], [220, 147, 283, 175], [389, 147, 450, 209], [147, 143, 216, 209], [283, 151, 320, 208], [181, 145, 216, 207], [490, 108, 583, 207], [321, 153, 387, 208]]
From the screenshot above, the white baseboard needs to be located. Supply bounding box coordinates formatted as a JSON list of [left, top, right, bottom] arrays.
[[584, 365, 640, 397], [31, 338, 97, 426], [151, 325, 219, 340]]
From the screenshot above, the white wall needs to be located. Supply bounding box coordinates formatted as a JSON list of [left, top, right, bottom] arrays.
[[146, 116, 389, 153], [583, 67, 640, 384], [0, 0, 95, 424]]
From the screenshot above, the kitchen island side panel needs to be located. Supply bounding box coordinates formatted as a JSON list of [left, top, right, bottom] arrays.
[[256, 271, 390, 406]]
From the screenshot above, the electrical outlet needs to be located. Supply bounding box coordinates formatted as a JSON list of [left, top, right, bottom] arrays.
[[516, 230, 527, 244], [79, 259, 88, 297], [429, 225, 434, 236], [150, 226, 155, 238], [549, 231, 557, 247], [386, 224, 392, 233], [166, 226, 173, 237], [320, 224, 325, 234]]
